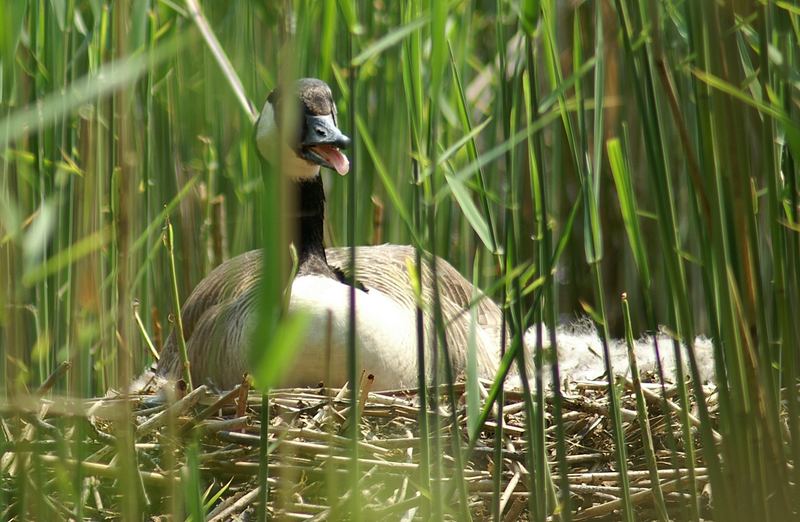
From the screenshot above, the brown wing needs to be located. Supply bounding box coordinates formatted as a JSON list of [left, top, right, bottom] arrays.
[[156, 250, 261, 388]]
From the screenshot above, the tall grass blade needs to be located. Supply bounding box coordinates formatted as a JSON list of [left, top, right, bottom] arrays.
[[0, 35, 185, 148], [183, 0, 256, 122]]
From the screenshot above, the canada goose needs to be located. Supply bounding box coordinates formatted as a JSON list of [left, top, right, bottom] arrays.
[[152, 78, 503, 391]]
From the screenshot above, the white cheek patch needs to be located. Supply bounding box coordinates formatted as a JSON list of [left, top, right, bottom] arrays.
[[255, 101, 321, 180], [255, 101, 276, 159]]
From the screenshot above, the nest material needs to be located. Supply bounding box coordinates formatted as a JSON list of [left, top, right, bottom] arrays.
[[0, 373, 717, 521]]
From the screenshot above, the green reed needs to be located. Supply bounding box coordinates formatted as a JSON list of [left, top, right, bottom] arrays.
[[1, 1, 798, 520]]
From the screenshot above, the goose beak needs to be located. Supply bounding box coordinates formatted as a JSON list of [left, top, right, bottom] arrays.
[[300, 114, 351, 175]]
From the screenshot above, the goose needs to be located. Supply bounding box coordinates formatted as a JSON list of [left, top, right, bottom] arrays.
[[151, 78, 504, 392], [143, 79, 718, 393]]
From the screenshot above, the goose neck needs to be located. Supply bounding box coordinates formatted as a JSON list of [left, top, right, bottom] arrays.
[[293, 174, 328, 268]]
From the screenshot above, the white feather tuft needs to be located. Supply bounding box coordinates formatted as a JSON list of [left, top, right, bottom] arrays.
[[515, 321, 717, 388]]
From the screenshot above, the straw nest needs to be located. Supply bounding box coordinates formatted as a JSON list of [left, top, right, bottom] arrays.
[[1, 370, 718, 521]]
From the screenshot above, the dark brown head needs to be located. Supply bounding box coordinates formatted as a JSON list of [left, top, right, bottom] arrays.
[[255, 78, 351, 179]]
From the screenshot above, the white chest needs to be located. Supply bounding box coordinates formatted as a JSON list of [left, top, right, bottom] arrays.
[[284, 275, 420, 390]]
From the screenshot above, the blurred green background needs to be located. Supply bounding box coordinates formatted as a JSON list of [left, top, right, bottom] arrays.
[[0, 0, 796, 421], [1, 1, 799, 520]]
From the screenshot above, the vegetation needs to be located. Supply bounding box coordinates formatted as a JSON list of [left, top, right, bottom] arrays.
[[1, 0, 798, 520]]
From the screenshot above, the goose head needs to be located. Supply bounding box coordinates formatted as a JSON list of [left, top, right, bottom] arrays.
[[255, 78, 351, 180]]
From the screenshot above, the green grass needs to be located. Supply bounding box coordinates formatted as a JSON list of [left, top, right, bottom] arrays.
[[1, 0, 799, 520]]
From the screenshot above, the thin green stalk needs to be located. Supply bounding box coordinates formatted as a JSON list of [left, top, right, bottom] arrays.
[[183, 437, 204, 520], [436, 290, 472, 521], [776, 7, 800, 510], [622, 295, 669, 522], [401, 1, 431, 517], [133, 301, 159, 362], [522, 29, 573, 521], [411, 162, 431, 519], [257, 389, 269, 522], [447, 43, 499, 255], [163, 216, 192, 391], [462, 192, 582, 468], [184, 0, 256, 123], [345, 14, 361, 520], [575, 7, 633, 521], [492, 3, 508, 519], [614, 2, 727, 518], [652, 30, 707, 522], [492, 309, 506, 522], [757, 7, 798, 515], [503, 31, 545, 521], [608, 132, 692, 519]]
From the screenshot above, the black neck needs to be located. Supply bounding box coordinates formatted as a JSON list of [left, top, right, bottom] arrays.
[[293, 175, 335, 277]]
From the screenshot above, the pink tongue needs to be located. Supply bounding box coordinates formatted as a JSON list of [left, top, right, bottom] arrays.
[[312, 145, 350, 175]]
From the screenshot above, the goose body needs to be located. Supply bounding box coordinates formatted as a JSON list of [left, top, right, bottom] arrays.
[[155, 243, 503, 390], [149, 78, 503, 392]]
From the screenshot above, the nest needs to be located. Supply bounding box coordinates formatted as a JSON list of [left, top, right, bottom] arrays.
[[0, 372, 717, 520]]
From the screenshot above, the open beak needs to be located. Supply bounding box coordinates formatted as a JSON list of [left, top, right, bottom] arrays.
[[300, 114, 351, 175]]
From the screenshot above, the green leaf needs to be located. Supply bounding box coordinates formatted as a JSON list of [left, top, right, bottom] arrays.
[[607, 138, 651, 285], [352, 16, 428, 66], [692, 67, 800, 159], [578, 299, 604, 327], [183, 440, 205, 521], [444, 171, 494, 252], [435, 111, 562, 204], [433, 117, 492, 170], [201, 479, 233, 513], [465, 251, 481, 436], [0, 1, 27, 76], [448, 40, 498, 253], [356, 114, 417, 240], [0, 33, 187, 148], [775, 1, 800, 15], [50, 0, 67, 31], [337, 0, 362, 35], [519, 0, 540, 34], [429, 0, 447, 97], [23, 227, 109, 287]]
